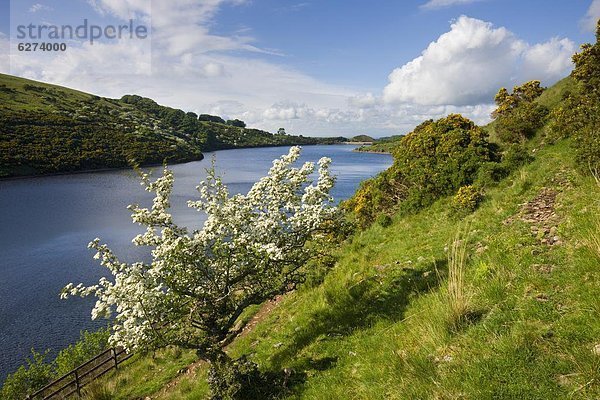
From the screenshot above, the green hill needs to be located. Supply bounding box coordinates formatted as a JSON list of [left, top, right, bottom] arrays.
[[31, 71, 596, 400], [350, 135, 374, 142], [0, 74, 344, 178]]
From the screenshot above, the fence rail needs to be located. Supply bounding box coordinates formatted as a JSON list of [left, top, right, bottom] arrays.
[[25, 347, 133, 400]]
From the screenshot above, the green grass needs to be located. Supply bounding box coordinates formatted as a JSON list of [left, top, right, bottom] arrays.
[[537, 76, 575, 110], [0, 73, 95, 112], [94, 136, 600, 399]]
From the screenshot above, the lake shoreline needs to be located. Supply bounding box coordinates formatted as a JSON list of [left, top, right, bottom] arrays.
[[0, 143, 349, 182], [352, 149, 392, 155]]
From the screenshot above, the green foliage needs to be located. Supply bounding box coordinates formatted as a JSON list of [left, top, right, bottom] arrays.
[[376, 213, 393, 227], [342, 165, 408, 228], [492, 81, 548, 144], [199, 114, 226, 124], [1, 329, 110, 399], [55, 328, 110, 376], [350, 135, 374, 142], [346, 114, 497, 227], [226, 119, 246, 128], [393, 114, 496, 212], [355, 135, 403, 153], [450, 185, 483, 216], [547, 20, 600, 178], [474, 161, 508, 187], [500, 143, 534, 172], [207, 356, 291, 400], [0, 350, 54, 400]]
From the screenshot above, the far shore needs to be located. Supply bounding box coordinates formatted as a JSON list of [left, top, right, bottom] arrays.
[[0, 142, 354, 181]]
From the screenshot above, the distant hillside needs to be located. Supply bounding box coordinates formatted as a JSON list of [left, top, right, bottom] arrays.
[[0, 74, 345, 178], [354, 134, 404, 153], [349, 134, 374, 142]]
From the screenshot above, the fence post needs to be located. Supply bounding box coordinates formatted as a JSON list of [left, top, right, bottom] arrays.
[[74, 370, 81, 398], [112, 348, 118, 370]]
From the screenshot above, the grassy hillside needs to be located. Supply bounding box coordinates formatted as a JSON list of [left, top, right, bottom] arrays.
[[86, 137, 600, 400], [66, 73, 600, 399], [0, 74, 344, 178]]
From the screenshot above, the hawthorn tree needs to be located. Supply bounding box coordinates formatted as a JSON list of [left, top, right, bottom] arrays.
[[62, 146, 339, 397]]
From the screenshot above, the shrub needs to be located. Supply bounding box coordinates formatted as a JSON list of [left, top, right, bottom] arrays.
[[0, 350, 54, 400], [547, 20, 600, 178], [492, 81, 548, 144], [345, 114, 498, 227], [55, 328, 110, 376], [342, 165, 408, 228], [207, 356, 291, 400], [394, 114, 497, 213], [500, 143, 533, 172], [376, 214, 393, 227], [451, 185, 483, 216], [474, 161, 508, 187]]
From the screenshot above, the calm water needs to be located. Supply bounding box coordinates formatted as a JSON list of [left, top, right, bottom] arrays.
[[0, 145, 392, 381]]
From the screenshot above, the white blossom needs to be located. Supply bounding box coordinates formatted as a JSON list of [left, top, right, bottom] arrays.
[[62, 147, 339, 355]]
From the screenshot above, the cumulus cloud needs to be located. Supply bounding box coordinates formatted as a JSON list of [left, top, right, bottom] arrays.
[[420, 0, 482, 10], [581, 0, 600, 32], [383, 16, 574, 106], [521, 38, 576, 82]]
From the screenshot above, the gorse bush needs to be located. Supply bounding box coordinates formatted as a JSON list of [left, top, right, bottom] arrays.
[[548, 20, 600, 179], [492, 80, 548, 144], [376, 213, 393, 227], [451, 185, 483, 217], [345, 114, 498, 227]]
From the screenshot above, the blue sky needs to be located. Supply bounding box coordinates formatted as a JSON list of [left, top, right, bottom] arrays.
[[0, 0, 599, 137], [212, 0, 594, 90]]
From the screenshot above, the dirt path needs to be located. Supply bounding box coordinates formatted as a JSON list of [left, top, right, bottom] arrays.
[[504, 187, 562, 246]]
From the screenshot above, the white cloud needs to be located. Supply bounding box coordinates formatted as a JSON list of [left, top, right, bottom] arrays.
[[348, 93, 378, 108], [29, 3, 53, 12], [383, 16, 574, 106], [420, 0, 482, 11], [263, 102, 313, 120], [521, 38, 576, 82], [581, 0, 600, 32], [1, 4, 579, 138]]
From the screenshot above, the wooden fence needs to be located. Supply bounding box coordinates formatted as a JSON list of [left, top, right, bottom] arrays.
[[25, 347, 133, 399]]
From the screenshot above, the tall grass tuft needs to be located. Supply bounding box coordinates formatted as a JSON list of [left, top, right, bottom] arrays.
[[82, 381, 115, 400], [447, 226, 472, 331], [584, 214, 600, 259]]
